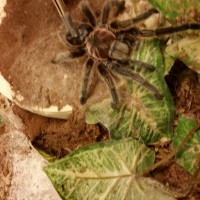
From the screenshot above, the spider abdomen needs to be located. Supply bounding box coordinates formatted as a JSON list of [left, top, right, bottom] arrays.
[[86, 28, 130, 61]]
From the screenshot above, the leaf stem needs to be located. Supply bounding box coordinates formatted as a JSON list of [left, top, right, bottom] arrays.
[[142, 123, 200, 198]]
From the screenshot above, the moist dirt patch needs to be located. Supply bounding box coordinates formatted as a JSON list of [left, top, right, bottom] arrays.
[[12, 105, 108, 158]]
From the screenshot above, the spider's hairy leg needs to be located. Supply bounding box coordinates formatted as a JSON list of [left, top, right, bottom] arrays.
[[100, 0, 111, 25], [117, 32, 138, 48], [136, 23, 200, 37], [130, 60, 155, 71], [81, 2, 96, 27], [100, 0, 125, 25], [111, 0, 125, 17], [116, 60, 155, 72], [111, 64, 163, 100], [110, 8, 158, 29], [80, 58, 94, 104], [52, 49, 85, 64], [98, 63, 119, 105], [52, 0, 79, 37]]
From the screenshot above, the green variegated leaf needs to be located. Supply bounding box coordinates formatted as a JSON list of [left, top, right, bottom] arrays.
[[33, 146, 58, 162], [163, 52, 175, 75], [44, 139, 175, 200], [149, 0, 200, 19], [165, 37, 200, 74], [148, 0, 200, 73], [86, 40, 175, 144], [173, 116, 200, 174]]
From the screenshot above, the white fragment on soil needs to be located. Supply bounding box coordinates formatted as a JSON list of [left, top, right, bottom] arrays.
[[15, 93, 24, 102], [0, 73, 72, 119], [0, 0, 6, 24], [19, 104, 73, 119], [0, 99, 61, 200], [0, 74, 14, 101]]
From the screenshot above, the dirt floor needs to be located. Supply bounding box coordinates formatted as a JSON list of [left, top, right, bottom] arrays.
[[0, 95, 12, 200], [12, 106, 108, 158], [0, 124, 11, 200], [166, 60, 200, 124]]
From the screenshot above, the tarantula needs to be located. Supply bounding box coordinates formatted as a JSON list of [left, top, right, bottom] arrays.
[[52, 0, 200, 105]]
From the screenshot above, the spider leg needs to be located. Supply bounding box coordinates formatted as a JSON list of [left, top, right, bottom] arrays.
[[81, 2, 96, 27], [117, 32, 138, 48], [130, 60, 155, 71], [135, 23, 200, 37], [116, 60, 155, 71], [80, 58, 94, 104], [52, 0, 79, 37], [100, 0, 110, 25], [110, 8, 158, 29], [111, 0, 125, 17], [98, 63, 119, 105], [110, 63, 163, 100], [52, 49, 85, 64], [101, 0, 125, 25]]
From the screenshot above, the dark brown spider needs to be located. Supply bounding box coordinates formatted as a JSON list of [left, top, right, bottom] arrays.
[[52, 0, 200, 105]]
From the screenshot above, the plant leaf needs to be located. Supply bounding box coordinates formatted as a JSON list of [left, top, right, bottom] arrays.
[[86, 40, 175, 144], [149, 0, 200, 19], [148, 0, 200, 74], [165, 36, 200, 74], [44, 139, 175, 200], [173, 115, 200, 174], [33, 146, 58, 162]]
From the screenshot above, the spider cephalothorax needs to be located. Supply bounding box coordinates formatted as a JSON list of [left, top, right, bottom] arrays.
[[52, 0, 200, 105]]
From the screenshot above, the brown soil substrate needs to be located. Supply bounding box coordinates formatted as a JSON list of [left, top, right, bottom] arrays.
[[0, 124, 11, 200], [166, 60, 200, 123], [12, 105, 109, 158], [0, 97, 12, 200]]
